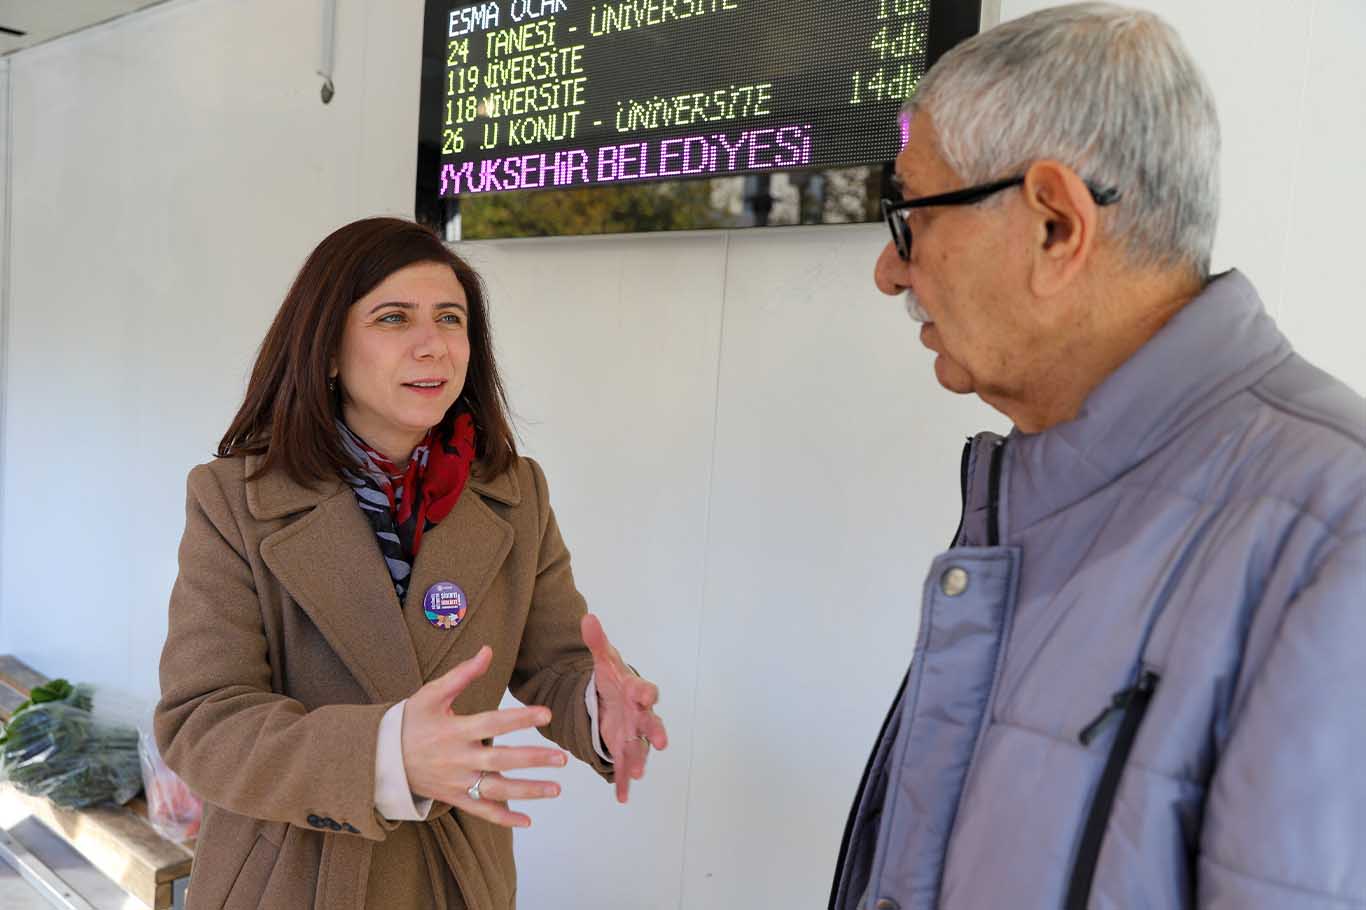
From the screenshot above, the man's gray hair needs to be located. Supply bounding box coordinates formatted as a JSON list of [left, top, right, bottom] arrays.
[[908, 3, 1220, 277]]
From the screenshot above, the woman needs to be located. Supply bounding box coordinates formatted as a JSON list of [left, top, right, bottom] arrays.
[[155, 217, 667, 910]]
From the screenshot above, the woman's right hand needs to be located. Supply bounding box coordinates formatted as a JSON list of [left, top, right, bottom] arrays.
[[401, 646, 567, 828]]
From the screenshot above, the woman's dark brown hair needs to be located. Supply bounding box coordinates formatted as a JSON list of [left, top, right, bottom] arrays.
[[218, 217, 517, 484]]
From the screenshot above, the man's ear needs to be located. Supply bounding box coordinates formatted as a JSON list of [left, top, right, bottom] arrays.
[[1020, 159, 1100, 297]]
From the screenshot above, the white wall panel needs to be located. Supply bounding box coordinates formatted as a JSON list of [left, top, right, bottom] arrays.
[[469, 230, 728, 909], [1277, 0, 1366, 393]]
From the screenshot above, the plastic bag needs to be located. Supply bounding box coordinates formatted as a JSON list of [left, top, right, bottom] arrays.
[[137, 725, 202, 841], [0, 681, 142, 809]]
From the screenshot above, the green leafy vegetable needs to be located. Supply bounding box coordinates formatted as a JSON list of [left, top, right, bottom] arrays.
[[0, 680, 141, 809]]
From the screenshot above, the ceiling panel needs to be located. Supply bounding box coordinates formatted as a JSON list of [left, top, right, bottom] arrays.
[[0, 0, 170, 56]]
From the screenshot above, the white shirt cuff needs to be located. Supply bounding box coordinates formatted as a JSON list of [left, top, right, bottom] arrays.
[[375, 700, 434, 821], [584, 671, 614, 764]]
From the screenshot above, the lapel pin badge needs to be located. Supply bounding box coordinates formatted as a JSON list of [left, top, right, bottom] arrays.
[[423, 581, 468, 630]]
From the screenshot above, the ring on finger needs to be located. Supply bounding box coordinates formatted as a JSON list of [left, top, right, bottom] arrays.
[[467, 770, 488, 801]]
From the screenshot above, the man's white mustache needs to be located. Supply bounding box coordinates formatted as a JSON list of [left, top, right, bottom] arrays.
[[904, 290, 932, 323]]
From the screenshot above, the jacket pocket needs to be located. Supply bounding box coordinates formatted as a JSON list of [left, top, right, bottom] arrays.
[[1065, 669, 1161, 910], [221, 834, 280, 910]]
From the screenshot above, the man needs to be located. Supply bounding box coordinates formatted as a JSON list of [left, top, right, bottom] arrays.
[[833, 4, 1366, 909]]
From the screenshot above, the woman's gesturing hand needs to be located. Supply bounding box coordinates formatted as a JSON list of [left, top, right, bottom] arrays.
[[582, 613, 669, 804], [401, 646, 567, 828]]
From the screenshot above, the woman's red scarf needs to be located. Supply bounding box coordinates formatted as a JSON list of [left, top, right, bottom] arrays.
[[338, 410, 477, 601]]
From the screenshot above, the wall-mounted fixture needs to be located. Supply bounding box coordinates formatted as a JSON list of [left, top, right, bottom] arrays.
[[317, 0, 336, 104]]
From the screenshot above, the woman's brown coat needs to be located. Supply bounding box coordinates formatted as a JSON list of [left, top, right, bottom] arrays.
[[155, 453, 611, 910]]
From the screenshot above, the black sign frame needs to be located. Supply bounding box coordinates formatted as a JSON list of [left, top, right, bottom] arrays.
[[415, 0, 982, 237]]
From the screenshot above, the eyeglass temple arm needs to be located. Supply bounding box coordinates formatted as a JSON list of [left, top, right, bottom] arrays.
[[1087, 184, 1122, 206], [883, 178, 1121, 214], [884, 177, 1024, 212]]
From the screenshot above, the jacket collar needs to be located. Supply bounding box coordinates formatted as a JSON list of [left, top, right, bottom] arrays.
[[1003, 270, 1292, 536], [469, 463, 521, 506], [245, 454, 521, 521]]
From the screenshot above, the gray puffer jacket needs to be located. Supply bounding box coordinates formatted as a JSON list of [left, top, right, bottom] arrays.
[[833, 271, 1366, 910]]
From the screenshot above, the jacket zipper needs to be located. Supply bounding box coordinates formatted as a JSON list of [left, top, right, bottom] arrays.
[[949, 436, 1005, 549], [829, 672, 911, 909], [949, 438, 972, 548], [1065, 670, 1161, 910], [1077, 670, 1157, 746], [986, 439, 1005, 547]]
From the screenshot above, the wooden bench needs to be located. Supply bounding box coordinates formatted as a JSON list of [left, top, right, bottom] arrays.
[[0, 656, 193, 909]]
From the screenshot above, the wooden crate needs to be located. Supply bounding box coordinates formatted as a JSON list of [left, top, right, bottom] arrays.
[[0, 656, 193, 909]]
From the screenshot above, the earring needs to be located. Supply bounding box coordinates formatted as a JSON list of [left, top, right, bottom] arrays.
[[327, 376, 337, 392]]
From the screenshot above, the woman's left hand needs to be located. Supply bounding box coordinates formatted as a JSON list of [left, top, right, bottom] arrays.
[[582, 613, 669, 803]]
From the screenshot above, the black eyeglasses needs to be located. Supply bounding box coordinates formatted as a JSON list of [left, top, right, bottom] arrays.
[[881, 176, 1122, 261]]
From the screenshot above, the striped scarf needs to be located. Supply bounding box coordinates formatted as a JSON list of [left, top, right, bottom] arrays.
[[338, 411, 477, 603]]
